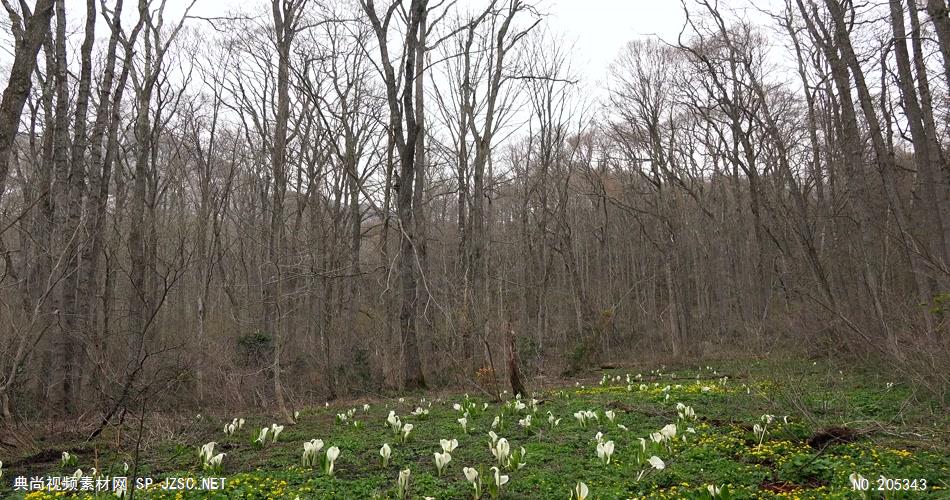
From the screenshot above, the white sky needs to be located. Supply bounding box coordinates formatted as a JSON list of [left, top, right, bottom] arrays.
[[542, 0, 689, 85], [1, 0, 787, 115], [157, 0, 784, 86], [161, 0, 716, 83]]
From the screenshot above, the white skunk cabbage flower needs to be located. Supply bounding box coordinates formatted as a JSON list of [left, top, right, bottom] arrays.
[[302, 439, 324, 467], [387, 411, 402, 432], [464, 466, 478, 483], [199, 442, 216, 464], [574, 411, 586, 426], [491, 438, 510, 466], [324, 446, 340, 476], [572, 481, 589, 500], [596, 440, 615, 464], [270, 424, 284, 443], [397, 468, 411, 499], [491, 466, 509, 486], [660, 424, 677, 440], [255, 427, 269, 445], [207, 453, 224, 469], [440, 438, 458, 453], [648, 455, 665, 470], [433, 451, 452, 476]]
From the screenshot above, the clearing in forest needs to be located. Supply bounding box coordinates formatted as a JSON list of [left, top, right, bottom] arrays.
[[1, 359, 948, 499]]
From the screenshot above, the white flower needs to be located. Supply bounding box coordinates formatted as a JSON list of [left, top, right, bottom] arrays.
[[302, 439, 324, 467], [574, 411, 586, 426], [402, 423, 414, 442], [650, 432, 663, 443], [707, 484, 722, 496], [453, 403, 463, 411], [199, 442, 216, 463], [255, 427, 269, 445], [293, 411, 300, 421], [463, 466, 481, 497], [440, 438, 459, 453], [573, 481, 589, 500], [491, 466, 509, 486], [433, 451, 452, 475], [363, 403, 371, 411], [518, 415, 532, 428], [596, 440, 615, 464], [638, 437, 647, 452], [761, 414, 774, 425], [324, 446, 340, 476], [617, 424, 628, 431], [648, 455, 665, 470], [387, 411, 402, 432], [491, 438, 510, 465], [659, 424, 677, 440], [73, 469, 83, 479], [491, 415, 500, 429], [458, 417, 468, 433], [270, 424, 284, 442], [208, 453, 224, 469], [464, 466, 478, 483], [397, 468, 411, 498], [753, 423, 766, 444], [605, 410, 616, 422], [594, 431, 605, 444], [380, 443, 392, 466]]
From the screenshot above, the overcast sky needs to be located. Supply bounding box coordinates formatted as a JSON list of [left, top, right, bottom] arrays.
[[158, 0, 781, 85], [160, 0, 715, 82], [0, 0, 783, 108]]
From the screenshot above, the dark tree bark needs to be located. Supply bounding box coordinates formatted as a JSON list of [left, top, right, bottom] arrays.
[[0, 0, 56, 205]]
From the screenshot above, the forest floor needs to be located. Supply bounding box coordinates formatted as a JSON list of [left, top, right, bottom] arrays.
[[2, 357, 949, 499]]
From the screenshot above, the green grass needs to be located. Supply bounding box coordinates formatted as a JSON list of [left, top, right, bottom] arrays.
[[3, 358, 949, 499]]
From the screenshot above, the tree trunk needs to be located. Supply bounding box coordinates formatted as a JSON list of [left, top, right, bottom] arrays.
[[0, 0, 56, 205]]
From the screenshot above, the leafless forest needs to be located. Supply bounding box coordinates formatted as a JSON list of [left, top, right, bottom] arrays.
[[1, 0, 949, 425]]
